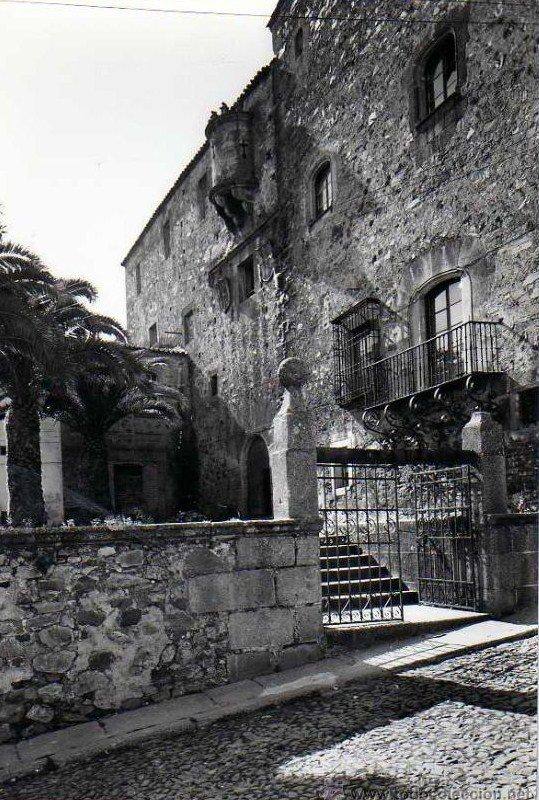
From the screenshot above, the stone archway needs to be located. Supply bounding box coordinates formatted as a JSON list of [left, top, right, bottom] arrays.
[[245, 436, 273, 519]]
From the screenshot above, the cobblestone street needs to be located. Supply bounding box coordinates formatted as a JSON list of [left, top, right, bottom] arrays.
[[2, 638, 536, 800]]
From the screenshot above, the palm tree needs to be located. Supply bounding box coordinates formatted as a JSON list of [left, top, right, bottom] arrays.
[[0, 238, 59, 525], [0, 235, 125, 525], [44, 340, 182, 514]]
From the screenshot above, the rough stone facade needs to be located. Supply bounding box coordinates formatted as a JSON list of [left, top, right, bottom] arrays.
[[122, 0, 537, 515], [0, 518, 322, 742]]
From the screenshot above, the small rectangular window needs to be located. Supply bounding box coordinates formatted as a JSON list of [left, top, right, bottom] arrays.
[[163, 219, 171, 258], [183, 310, 194, 344], [210, 373, 219, 397], [148, 323, 158, 348], [197, 173, 208, 220], [0, 445, 6, 456], [135, 263, 142, 295], [239, 256, 256, 301]]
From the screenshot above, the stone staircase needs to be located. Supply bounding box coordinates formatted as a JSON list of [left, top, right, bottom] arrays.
[[320, 536, 418, 615]]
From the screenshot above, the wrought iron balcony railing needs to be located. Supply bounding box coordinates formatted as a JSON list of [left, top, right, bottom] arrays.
[[334, 320, 502, 409]]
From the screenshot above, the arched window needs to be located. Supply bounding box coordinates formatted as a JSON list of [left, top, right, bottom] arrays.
[[294, 28, 304, 60], [424, 34, 457, 116], [425, 277, 463, 337], [246, 436, 273, 519], [314, 162, 333, 219]]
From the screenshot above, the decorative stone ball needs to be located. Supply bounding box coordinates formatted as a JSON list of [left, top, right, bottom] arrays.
[[277, 357, 311, 390]]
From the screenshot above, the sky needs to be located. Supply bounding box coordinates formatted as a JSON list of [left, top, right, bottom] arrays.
[[0, 0, 276, 324]]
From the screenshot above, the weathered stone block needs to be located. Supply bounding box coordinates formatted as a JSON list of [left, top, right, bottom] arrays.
[[275, 566, 321, 607], [37, 683, 64, 703], [88, 651, 115, 670], [236, 537, 295, 569], [25, 704, 54, 723], [76, 610, 106, 627], [295, 537, 320, 566], [38, 625, 73, 650], [116, 550, 144, 568], [97, 547, 116, 558], [119, 608, 142, 628], [228, 608, 294, 650], [33, 651, 75, 674], [227, 651, 273, 682], [182, 547, 230, 578], [294, 605, 322, 643], [188, 570, 275, 613], [276, 644, 322, 671]]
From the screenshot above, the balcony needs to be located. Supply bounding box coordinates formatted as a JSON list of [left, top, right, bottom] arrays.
[[334, 320, 503, 410]]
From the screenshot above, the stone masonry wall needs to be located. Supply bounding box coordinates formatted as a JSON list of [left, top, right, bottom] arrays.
[[123, 68, 286, 517], [270, 0, 537, 448], [486, 513, 538, 611], [0, 519, 322, 743]]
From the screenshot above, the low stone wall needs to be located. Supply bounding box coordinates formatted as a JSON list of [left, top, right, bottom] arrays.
[[0, 518, 323, 743], [486, 513, 538, 612]]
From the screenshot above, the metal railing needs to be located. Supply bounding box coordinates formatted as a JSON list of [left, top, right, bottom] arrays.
[[334, 320, 502, 409]]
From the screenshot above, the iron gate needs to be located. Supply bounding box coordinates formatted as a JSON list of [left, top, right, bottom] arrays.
[[317, 448, 483, 624], [317, 454, 405, 625], [413, 464, 482, 611]]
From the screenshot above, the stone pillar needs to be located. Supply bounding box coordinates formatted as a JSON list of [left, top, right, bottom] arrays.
[[270, 358, 319, 520], [462, 411, 507, 515], [462, 411, 513, 615]]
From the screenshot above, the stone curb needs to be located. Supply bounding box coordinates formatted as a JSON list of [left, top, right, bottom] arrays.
[[0, 618, 536, 784]]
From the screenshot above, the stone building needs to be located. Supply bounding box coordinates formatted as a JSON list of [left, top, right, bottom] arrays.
[[122, 0, 538, 519]]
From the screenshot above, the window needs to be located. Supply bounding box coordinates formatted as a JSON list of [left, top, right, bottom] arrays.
[[197, 173, 208, 220], [424, 34, 457, 116], [314, 162, 333, 219], [0, 446, 6, 456], [183, 310, 194, 344], [148, 323, 158, 348], [210, 373, 219, 397], [135, 263, 142, 295], [239, 256, 256, 301], [294, 28, 304, 60], [425, 277, 462, 337], [162, 219, 171, 258], [332, 299, 384, 407]]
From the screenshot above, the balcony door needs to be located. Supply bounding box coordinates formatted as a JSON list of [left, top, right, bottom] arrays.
[[425, 278, 463, 385]]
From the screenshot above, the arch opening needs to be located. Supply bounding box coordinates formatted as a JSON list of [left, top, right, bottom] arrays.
[[245, 436, 273, 519]]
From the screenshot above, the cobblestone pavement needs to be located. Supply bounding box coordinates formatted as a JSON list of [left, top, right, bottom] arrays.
[[2, 638, 536, 800]]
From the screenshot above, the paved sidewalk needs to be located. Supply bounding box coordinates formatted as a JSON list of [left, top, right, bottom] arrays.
[[0, 612, 536, 784]]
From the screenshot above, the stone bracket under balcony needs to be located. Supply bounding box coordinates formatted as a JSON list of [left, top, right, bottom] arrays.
[[332, 319, 508, 447]]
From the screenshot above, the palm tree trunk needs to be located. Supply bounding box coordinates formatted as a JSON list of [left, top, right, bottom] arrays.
[[6, 394, 46, 526], [84, 435, 111, 512]]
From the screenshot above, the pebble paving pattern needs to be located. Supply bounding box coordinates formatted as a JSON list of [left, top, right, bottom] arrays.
[[2, 637, 536, 800]]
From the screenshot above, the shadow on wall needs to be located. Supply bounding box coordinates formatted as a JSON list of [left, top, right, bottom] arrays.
[[186, 358, 282, 521]]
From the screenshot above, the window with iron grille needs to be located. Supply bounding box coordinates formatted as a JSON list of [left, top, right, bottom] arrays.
[[239, 256, 256, 301], [424, 34, 458, 117], [314, 162, 333, 219], [148, 323, 158, 348], [332, 299, 384, 407]]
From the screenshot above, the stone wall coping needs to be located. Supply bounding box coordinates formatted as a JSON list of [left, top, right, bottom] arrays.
[[0, 517, 323, 547], [488, 512, 539, 527]]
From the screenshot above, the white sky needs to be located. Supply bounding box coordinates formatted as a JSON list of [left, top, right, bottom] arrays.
[[0, 0, 276, 324]]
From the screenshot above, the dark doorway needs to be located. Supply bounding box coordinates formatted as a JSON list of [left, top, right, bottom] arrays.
[[113, 463, 144, 513], [246, 436, 273, 519]]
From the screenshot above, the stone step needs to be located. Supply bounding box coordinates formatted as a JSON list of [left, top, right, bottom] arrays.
[[324, 588, 419, 610], [321, 576, 403, 593], [321, 565, 391, 581], [319, 542, 363, 558], [320, 554, 377, 568]]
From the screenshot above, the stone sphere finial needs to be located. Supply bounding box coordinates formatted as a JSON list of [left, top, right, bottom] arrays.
[[277, 357, 311, 391]]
